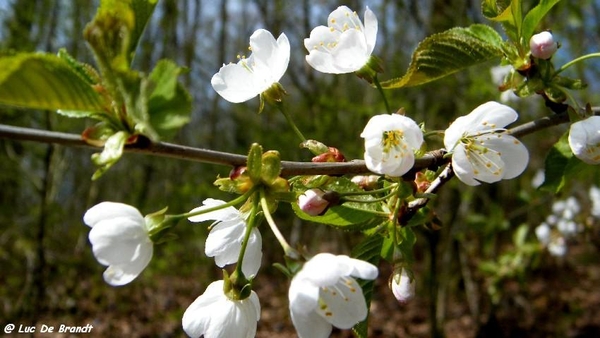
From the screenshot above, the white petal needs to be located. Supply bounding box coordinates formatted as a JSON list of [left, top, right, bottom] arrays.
[[363, 6, 378, 55], [289, 277, 320, 315], [485, 134, 529, 179], [338, 255, 379, 280], [83, 202, 144, 228], [569, 116, 600, 164], [290, 302, 333, 338], [240, 229, 262, 277], [102, 243, 153, 286], [88, 218, 149, 265], [451, 145, 481, 186], [316, 277, 368, 329], [329, 29, 369, 72], [211, 63, 263, 103], [182, 281, 228, 337]]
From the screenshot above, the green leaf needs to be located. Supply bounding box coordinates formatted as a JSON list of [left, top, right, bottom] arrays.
[[351, 234, 383, 338], [539, 131, 571, 193], [291, 177, 382, 228], [0, 53, 103, 112], [482, 0, 521, 42], [521, 0, 561, 44], [247, 143, 263, 184], [147, 59, 191, 139], [380, 24, 504, 89], [129, 0, 158, 61]]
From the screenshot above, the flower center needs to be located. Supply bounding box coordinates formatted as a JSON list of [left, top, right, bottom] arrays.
[[382, 130, 405, 152], [585, 142, 600, 162], [462, 137, 503, 177]]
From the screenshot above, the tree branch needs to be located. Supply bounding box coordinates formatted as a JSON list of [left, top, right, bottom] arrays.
[[0, 109, 580, 177]]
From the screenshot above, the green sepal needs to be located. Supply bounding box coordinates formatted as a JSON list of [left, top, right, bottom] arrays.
[[0, 53, 104, 112], [380, 24, 503, 89], [247, 143, 263, 184], [145, 207, 180, 244], [261, 150, 282, 186]]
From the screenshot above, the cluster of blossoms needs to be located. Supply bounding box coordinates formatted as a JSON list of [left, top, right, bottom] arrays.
[[535, 186, 600, 257], [79, 3, 600, 338]]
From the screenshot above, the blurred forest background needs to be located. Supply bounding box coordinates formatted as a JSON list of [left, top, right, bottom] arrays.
[[1, 0, 600, 337]]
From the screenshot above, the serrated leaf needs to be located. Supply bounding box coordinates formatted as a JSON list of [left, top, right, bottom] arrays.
[[521, 0, 561, 45], [0, 53, 103, 112], [351, 234, 383, 338], [380, 24, 504, 89]]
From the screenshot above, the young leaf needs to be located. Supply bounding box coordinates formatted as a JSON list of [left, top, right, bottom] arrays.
[[0, 53, 103, 112], [539, 131, 571, 193], [129, 0, 159, 61], [147, 59, 191, 139], [482, 0, 521, 43], [521, 0, 561, 45], [380, 24, 504, 89]]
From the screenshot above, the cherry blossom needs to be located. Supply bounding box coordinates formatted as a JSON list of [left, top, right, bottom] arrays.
[[304, 6, 377, 74], [188, 198, 262, 277], [568, 116, 600, 164], [288, 253, 378, 338], [182, 280, 260, 338], [361, 113, 424, 177], [444, 102, 529, 186], [83, 202, 153, 286]]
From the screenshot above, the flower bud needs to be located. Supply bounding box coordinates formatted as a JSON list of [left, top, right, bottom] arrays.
[[390, 268, 415, 304], [529, 31, 558, 59], [351, 175, 380, 190], [298, 189, 329, 216]]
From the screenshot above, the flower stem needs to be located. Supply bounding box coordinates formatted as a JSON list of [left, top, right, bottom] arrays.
[[555, 52, 600, 75], [276, 102, 306, 143], [259, 188, 300, 259], [373, 74, 391, 114], [178, 188, 256, 220], [234, 192, 261, 277]]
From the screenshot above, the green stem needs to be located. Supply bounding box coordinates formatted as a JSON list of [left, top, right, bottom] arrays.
[[373, 74, 391, 114], [259, 188, 300, 259], [555, 52, 600, 75], [338, 184, 396, 197], [276, 102, 306, 143], [234, 192, 260, 277], [177, 187, 256, 220]]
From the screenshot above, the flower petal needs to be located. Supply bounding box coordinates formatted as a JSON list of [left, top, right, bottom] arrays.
[[188, 198, 240, 223], [290, 302, 333, 338], [363, 6, 378, 55], [88, 218, 150, 265], [102, 243, 153, 286], [211, 63, 262, 103], [484, 133, 529, 179], [316, 277, 368, 329], [83, 202, 144, 228], [451, 145, 481, 186]]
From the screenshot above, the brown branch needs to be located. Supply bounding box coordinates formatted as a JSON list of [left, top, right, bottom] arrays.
[[0, 109, 579, 177]]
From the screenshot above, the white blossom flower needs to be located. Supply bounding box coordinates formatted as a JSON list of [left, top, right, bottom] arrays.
[[360, 114, 424, 177], [83, 202, 153, 286], [288, 253, 378, 338], [211, 29, 290, 103], [182, 280, 260, 338], [304, 6, 377, 74], [444, 101, 529, 186], [529, 31, 558, 59], [390, 268, 415, 304], [188, 199, 262, 277], [568, 116, 600, 164]]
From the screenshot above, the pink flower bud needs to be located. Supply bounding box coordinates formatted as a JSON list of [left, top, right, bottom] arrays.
[[297, 189, 329, 216], [390, 268, 415, 304], [529, 31, 558, 59]]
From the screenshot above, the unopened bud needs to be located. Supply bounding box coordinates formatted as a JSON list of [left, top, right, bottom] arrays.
[[530, 31, 558, 59], [390, 268, 415, 304], [298, 189, 329, 216], [351, 175, 380, 190]]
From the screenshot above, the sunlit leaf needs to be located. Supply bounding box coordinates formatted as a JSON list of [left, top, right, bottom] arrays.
[[147, 59, 191, 139], [130, 0, 159, 61], [0, 53, 103, 112], [521, 0, 561, 44], [380, 24, 504, 89]]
